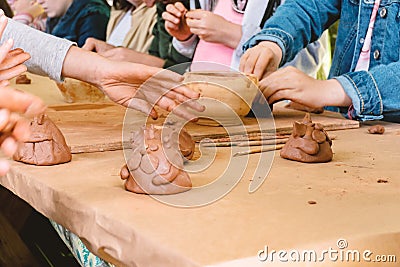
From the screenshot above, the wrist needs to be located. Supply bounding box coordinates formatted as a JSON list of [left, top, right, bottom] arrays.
[[62, 46, 103, 87], [176, 33, 194, 42], [258, 41, 283, 66], [222, 22, 242, 49], [323, 79, 352, 107]]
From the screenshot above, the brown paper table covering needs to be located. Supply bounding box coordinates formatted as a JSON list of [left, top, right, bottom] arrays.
[[2, 125, 400, 266]]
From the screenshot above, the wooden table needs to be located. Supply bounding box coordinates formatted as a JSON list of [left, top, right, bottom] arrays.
[[2, 74, 400, 266]]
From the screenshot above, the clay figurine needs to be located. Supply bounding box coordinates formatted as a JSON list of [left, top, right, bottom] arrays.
[[120, 124, 193, 195], [13, 114, 72, 165], [280, 113, 333, 163], [15, 74, 31, 84]]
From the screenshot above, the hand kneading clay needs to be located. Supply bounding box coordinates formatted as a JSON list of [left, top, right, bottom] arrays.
[[13, 114, 72, 165], [280, 113, 333, 163], [120, 124, 193, 195]]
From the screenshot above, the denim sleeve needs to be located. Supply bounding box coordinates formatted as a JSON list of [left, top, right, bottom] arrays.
[[243, 0, 340, 65], [334, 61, 400, 121]]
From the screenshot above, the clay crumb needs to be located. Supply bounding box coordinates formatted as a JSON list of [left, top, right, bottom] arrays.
[[368, 125, 385, 134], [377, 178, 388, 184], [16, 74, 31, 84], [308, 200, 317, 205]]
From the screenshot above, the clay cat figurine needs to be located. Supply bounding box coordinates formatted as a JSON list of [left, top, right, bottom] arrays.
[[280, 113, 333, 163], [120, 124, 193, 195]]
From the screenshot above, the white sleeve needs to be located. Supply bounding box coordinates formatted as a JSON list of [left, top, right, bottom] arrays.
[[172, 34, 199, 59], [2, 18, 74, 82]]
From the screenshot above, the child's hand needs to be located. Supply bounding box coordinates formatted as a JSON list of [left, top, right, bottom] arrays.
[[240, 41, 282, 81], [162, 2, 192, 41], [259, 66, 352, 108], [185, 10, 241, 48]]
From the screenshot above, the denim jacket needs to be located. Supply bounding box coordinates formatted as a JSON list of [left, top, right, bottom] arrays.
[[244, 0, 400, 121], [46, 0, 110, 47]]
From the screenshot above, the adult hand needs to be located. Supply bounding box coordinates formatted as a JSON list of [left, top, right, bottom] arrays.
[[259, 66, 351, 108], [93, 61, 205, 121], [162, 2, 192, 41], [239, 41, 282, 81], [62, 45, 202, 121], [82, 37, 115, 54], [0, 15, 31, 80], [185, 9, 241, 48]]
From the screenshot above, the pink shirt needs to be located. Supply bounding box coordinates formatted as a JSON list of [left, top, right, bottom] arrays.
[[192, 0, 244, 68], [355, 0, 381, 71]]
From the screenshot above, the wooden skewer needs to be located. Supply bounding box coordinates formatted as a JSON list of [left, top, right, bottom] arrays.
[[200, 134, 290, 144], [233, 144, 285, 157], [237, 138, 289, 147]]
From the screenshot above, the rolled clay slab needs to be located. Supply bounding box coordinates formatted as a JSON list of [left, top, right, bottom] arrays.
[[13, 114, 72, 166], [120, 124, 193, 195], [280, 113, 333, 163]]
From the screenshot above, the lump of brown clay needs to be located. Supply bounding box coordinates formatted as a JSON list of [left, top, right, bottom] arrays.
[[120, 124, 193, 195], [280, 113, 333, 163], [15, 74, 31, 84], [285, 101, 324, 114], [177, 126, 195, 160], [13, 114, 72, 166], [368, 125, 385, 134]]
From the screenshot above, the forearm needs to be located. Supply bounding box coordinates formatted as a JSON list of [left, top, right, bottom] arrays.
[[2, 18, 73, 82], [61, 46, 101, 85], [61, 46, 162, 87], [220, 22, 242, 49]]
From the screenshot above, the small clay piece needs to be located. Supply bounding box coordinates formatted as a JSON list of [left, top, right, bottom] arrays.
[[120, 124, 192, 195], [308, 200, 317, 205], [368, 125, 385, 134], [280, 113, 333, 163], [285, 101, 324, 114], [377, 178, 388, 183], [13, 114, 72, 165], [15, 74, 31, 84]]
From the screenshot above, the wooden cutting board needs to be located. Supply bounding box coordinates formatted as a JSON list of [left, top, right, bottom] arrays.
[[46, 103, 359, 154]]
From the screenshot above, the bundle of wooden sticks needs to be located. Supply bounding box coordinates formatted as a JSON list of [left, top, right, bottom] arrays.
[[199, 132, 336, 157]]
